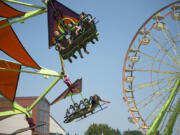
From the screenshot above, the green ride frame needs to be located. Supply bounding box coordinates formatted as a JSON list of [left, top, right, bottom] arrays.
[[0, 51, 65, 118], [0, 0, 61, 118], [0, 0, 48, 29], [0, 0, 87, 119]]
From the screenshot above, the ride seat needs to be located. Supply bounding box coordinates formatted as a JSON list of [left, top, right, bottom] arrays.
[[139, 37, 150, 45], [153, 22, 166, 31], [126, 76, 135, 83], [171, 12, 180, 21], [124, 88, 134, 92], [129, 56, 140, 63]]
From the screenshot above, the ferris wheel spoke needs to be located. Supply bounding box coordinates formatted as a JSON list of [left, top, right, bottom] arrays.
[[137, 86, 173, 109], [141, 89, 173, 125], [137, 84, 173, 107], [134, 76, 176, 90], [162, 28, 180, 62], [145, 101, 163, 123], [139, 51, 180, 70], [148, 33, 180, 66], [132, 69, 180, 75], [136, 80, 175, 106], [174, 17, 180, 41]]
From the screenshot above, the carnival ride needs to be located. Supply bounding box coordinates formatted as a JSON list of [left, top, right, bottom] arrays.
[[123, 1, 180, 135], [0, 0, 103, 134], [50, 77, 108, 123]]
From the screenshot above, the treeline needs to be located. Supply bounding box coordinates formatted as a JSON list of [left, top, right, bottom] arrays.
[[84, 123, 144, 135]]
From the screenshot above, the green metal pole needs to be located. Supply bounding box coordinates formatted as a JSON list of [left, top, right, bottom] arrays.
[[164, 100, 180, 135], [41, 0, 47, 6], [80, 93, 85, 100], [0, 110, 23, 117], [3, 0, 44, 9], [71, 95, 75, 104], [147, 77, 180, 135], [27, 75, 62, 112], [0, 8, 47, 29], [0, 101, 31, 117], [13, 102, 31, 117], [0, 67, 60, 77], [59, 53, 65, 75]]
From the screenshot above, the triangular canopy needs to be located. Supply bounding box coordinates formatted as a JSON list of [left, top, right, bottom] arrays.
[[0, 20, 40, 69], [47, 0, 79, 48], [51, 78, 82, 105], [0, 1, 24, 18], [0, 60, 21, 102]]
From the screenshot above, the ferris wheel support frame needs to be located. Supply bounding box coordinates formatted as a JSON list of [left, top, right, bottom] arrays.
[[164, 99, 180, 135], [147, 77, 180, 135]]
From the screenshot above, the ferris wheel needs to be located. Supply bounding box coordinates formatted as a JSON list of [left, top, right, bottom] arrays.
[[122, 1, 180, 135]]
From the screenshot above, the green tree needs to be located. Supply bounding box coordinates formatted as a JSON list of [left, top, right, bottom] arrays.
[[123, 130, 144, 135], [85, 123, 121, 135]]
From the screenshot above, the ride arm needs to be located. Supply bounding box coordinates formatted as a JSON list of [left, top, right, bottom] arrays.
[[0, 101, 31, 117]]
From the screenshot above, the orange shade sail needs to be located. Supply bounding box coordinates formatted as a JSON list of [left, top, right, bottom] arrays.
[[0, 20, 40, 69], [0, 1, 24, 18], [0, 60, 21, 102]]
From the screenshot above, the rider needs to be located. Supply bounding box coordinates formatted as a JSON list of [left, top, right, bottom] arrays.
[[67, 22, 81, 40], [53, 30, 71, 51], [54, 30, 78, 63], [87, 94, 110, 111], [63, 74, 72, 87], [78, 12, 94, 54], [63, 74, 80, 92], [78, 12, 93, 32]]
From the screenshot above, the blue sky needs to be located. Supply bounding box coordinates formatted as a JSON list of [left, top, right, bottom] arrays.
[[1, 0, 178, 135]]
